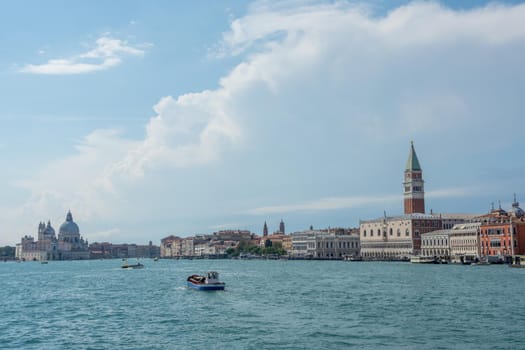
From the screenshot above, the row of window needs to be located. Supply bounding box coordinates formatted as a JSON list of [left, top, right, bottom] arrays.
[[422, 249, 449, 256], [363, 228, 410, 237], [483, 228, 517, 235], [422, 239, 449, 247], [316, 241, 359, 249], [482, 239, 517, 248], [316, 252, 345, 258], [361, 251, 408, 257], [414, 221, 440, 228]]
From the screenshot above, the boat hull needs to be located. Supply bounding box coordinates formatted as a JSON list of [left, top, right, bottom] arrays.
[[187, 281, 225, 291], [122, 264, 144, 269]]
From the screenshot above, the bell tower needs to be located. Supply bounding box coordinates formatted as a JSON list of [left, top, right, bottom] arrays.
[[403, 141, 425, 214]]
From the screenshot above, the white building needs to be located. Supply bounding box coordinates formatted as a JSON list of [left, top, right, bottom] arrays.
[[421, 230, 450, 259], [290, 230, 360, 259], [360, 213, 442, 260], [449, 222, 481, 263]]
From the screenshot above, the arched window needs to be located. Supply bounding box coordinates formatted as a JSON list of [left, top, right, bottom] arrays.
[[389, 228, 393, 236], [405, 229, 409, 236], [397, 229, 400, 237]]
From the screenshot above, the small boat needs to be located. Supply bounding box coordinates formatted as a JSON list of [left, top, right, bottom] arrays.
[[344, 255, 362, 261], [410, 256, 436, 264], [121, 259, 144, 269], [187, 271, 225, 291], [41, 261, 48, 264], [153, 257, 159, 261]]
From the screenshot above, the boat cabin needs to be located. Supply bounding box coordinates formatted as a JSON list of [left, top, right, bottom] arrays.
[[206, 271, 220, 284]]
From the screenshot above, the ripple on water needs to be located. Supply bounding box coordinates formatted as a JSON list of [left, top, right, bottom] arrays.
[[0, 260, 523, 349]]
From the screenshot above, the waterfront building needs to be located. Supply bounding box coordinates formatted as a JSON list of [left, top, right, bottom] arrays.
[[290, 230, 360, 259], [360, 213, 442, 260], [181, 237, 195, 257], [15, 211, 89, 261], [160, 229, 256, 258], [89, 241, 160, 259], [449, 222, 481, 263], [194, 240, 236, 257], [290, 231, 316, 258], [160, 235, 182, 258], [421, 221, 485, 263], [282, 235, 292, 253], [421, 230, 450, 259], [479, 196, 525, 262], [260, 233, 286, 248]]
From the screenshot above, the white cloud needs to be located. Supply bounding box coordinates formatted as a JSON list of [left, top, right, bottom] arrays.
[[101, 90, 241, 181], [4, 1, 525, 244], [20, 36, 149, 74], [245, 186, 480, 215], [246, 194, 401, 215]]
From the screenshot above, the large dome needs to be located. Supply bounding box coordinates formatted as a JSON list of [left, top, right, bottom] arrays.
[[59, 210, 80, 236]]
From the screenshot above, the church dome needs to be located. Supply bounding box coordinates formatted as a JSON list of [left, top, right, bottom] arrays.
[[510, 195, 524, 218], [59, 210, 80, 236], [511, 204, 525, 218], [43, 221, 55, 236]]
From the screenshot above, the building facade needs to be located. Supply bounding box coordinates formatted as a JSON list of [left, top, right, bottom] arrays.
[[89, 241, 160, 259], [449, 222, 481, 263], [160, 235, 182, 258], [421, 230, 450, 259], [479, 197, 525, 261], [360, 214, 442, 260], [290, 230, 360, 259]]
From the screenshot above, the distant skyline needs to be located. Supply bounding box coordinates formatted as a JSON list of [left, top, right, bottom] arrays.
[[1, 0, 525, 245]]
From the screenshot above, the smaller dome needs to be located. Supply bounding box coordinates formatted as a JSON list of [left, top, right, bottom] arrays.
[[511, 205, 525, 218], [43, 221, 55, 236], [511, 195, 524, 218]]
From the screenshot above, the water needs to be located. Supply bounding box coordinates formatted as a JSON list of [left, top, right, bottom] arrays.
[[0, 260, 523, 349]]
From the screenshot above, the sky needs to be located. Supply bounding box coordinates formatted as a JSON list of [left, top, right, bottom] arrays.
[[1, 0, 525, 245]]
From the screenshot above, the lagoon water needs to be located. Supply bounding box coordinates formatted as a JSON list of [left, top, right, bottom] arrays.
[[1, 259, 524, 349]]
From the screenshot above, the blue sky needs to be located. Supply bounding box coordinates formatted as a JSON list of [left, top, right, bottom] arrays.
[[1, 0, 525, 245]]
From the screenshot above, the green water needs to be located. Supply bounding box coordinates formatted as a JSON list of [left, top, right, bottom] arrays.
[[0, 259, 523, 349]]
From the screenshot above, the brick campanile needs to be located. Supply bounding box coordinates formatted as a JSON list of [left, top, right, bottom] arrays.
[[403, 141, 425, 214]]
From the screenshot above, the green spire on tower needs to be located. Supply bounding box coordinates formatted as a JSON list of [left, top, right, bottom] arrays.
[[405, 141, 421, 171]]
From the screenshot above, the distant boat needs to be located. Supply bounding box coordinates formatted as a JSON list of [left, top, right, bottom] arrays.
[[153, 257, 159, 261], [187, 271, 225, 291], [121, 259, 144, 269], [41, 261, 48, 265], [344, 255, 362, 262], [410, 256, 436, 264]]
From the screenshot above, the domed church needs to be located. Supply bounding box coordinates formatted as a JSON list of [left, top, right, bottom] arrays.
[[16, 210, 90, 261]]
